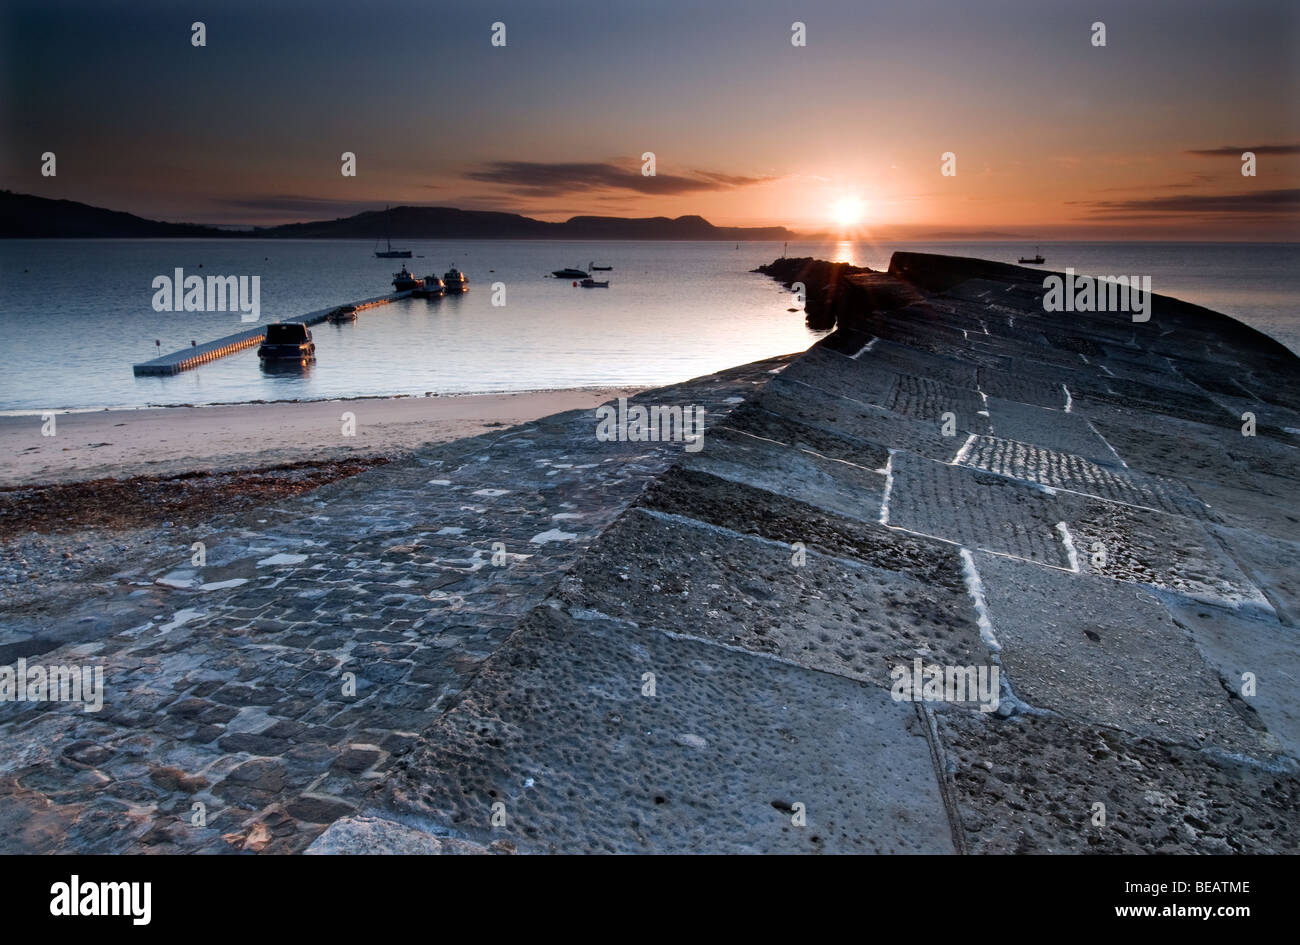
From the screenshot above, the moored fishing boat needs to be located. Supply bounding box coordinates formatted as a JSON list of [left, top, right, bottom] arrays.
[[414, 276, 445, 297], [392, 265, 422, 292], [443, 267, 469, 293]]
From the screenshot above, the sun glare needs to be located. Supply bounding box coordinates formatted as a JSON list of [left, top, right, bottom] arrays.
[[832, 196, 864, 229]]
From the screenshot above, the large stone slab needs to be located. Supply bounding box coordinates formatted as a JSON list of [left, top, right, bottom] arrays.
[[884, 452, 1072, 567], [377, 606, 956, 854], [1056, 492, 1273, 613], [1072, 388, 1236, 433], [983, 399, 1115, 464], [721, 402, 890, 470], [776, 346, 897, 406], [856, 338, 980, 388], [1088, 415, 1251, 486], [1228, 433, 1300, 483], [1207, 524, 1300, 627], [757, 380, 958, 462], [969, 551, 1269, 756], [1186, 475, 1300, 543], [1164, 601, 1300, 758], [559, 507, 988, 689], [935, 709, 1300, 854], [976, 368, 1069, 410], [636, 467, 970, 594], [682, 425, 885, 524]]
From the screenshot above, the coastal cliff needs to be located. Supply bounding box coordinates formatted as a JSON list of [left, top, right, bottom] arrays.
[[2, 253, 1297, 854]]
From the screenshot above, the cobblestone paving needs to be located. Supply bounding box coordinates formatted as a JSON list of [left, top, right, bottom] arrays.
[[886, 374, 991, 434], [958, 436, 1211, 517], [885, 452, 1073, 567], [0, 358, 786, 853], [975, 367, 1067, 410]]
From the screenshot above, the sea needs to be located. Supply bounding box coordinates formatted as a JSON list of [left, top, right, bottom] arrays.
[[0, 239, 1295, 413]]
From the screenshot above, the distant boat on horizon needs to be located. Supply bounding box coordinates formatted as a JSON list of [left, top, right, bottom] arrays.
[[1019, 246, 1046, 265], [375, 205, 413, 258]]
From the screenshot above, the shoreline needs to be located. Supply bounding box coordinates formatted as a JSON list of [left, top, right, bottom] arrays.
[[0, 386, 643, 487], [0, 384, 649, 417]]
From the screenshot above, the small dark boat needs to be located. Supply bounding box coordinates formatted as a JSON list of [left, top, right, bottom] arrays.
[[392, 265, 422, 292], [1018, 246, 1045, 265], [443, 267, 468, 293], [553, 267, 589, 279], [589, 261, 613, 271], [579, 278, 609, 288], [258, 322, 316, 361], [414, 276, 445, 297]]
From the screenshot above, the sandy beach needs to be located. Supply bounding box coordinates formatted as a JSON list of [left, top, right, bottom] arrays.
[[0, 387, 642, 486]]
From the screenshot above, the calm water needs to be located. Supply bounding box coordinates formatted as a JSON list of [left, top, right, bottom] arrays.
[[0, 239, 1295, 412]]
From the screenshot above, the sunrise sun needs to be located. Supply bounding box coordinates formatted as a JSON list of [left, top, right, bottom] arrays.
[[831, 196, 865, 229]]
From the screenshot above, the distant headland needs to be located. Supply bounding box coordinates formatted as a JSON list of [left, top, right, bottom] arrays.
[[0, 191, 797, 241]]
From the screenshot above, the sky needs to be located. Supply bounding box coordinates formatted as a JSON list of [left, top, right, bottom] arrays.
[[2, 0, 1297, 238]]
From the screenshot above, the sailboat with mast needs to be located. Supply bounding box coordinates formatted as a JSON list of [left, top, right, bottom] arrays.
[[374, 205, 412, 258]]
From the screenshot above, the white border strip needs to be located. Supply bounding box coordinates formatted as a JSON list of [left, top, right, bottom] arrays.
[[951, 433, 978, 466], [959, 548, 1001, 652], [851, 337, 879, 359], [879, 450, 895, 525], [1055, 521, 1080, 572]]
